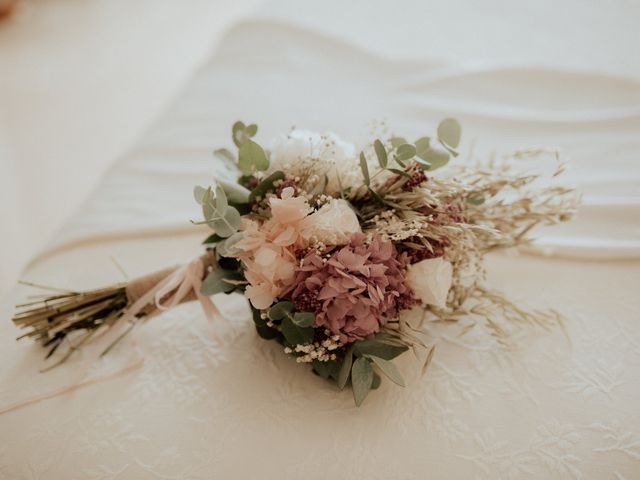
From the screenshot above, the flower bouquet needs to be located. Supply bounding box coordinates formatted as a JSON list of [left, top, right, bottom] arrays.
[[12, 119, 578, 406]]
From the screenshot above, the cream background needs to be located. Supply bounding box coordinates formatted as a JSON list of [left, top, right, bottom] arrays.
[[0, 0, 262, 296]]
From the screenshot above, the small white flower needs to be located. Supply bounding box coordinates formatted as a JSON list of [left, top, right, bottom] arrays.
[[405, 257, 453, 308], [268, 129, 361, 195]]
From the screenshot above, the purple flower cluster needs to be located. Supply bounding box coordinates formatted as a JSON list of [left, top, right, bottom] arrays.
[[291, 234, 414, 342]]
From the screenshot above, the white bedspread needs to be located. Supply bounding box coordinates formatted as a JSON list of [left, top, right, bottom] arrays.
[[1, 7, 639, 479]]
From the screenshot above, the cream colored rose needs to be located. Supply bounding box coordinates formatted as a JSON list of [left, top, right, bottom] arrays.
[[405, 257, 453, 308], [301, 199, 361, 246]]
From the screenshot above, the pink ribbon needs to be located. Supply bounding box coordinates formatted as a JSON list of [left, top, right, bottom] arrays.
[[0, 255, 223, 416]]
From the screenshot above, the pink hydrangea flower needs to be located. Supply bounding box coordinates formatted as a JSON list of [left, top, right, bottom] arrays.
[[234, 187, 312, 309], [290, 233, 414, 342]]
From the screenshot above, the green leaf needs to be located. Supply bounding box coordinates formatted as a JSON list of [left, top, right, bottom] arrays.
[[467, 194, 485, 206], [238, 139, 269, 173], [312, 360, 337, 379], [389, 137, 407, 148], [232, 121, 247, 147], [437, 118, 462, 148], [359, 152, 370, 186], [251, 307, 279, 340], [414, 136, 431, 156], [193, 185, 208, 204], [417, 146, 450, 171], [337, 347, 353, 390], [245, 123, 258, 137], [268, 301, 294, 320], [218, 180, 250, 204], [200, 268, 244, 295], [354, 339, 408, 360], [215, 185, 228, 212], [388, 168, 411, 178], [280, 317, 314, 346], [368, 355, 406, 387], [396, 143, 417, 161], [371, 372, 381, 390], [292, 312, 315, 328], [202, 233, 224, 245], [215, 232, 243, 257], [351, 357, 374, 406], [211, 206, 241, 237], [249, 171, 285, 203], [374, 331, 402, 341], [395, 157, 407, 168], [373, 139, 388, 168]]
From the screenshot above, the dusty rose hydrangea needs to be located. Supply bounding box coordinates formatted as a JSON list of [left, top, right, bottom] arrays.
[[290, 233, 414, 342]]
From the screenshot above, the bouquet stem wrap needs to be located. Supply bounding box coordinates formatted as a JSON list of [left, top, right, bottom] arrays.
[[3, 251, 223, 416], [123, 250, 219, 322]]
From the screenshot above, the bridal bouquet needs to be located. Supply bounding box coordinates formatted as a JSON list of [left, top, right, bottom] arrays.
[[12, 119, 578, 406]]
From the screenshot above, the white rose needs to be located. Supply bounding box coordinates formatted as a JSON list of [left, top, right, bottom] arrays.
[[268, 129, 360, 195], [301, 198, 361, 246], [405, 257, 453, 308]]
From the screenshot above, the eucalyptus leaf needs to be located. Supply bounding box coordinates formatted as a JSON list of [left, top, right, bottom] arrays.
[[193, 185, 208, 204], [239, 139, 269, 173], [390, 137, 407, 148], [218, 180, 250, 204], [337, 347, 354, 390], [312, 360, 337, 380], [215, 185, 228, 212], [245, 124, 258, 137], [232, 121, 247, 147], [351, 357, 374, 406], [280, 317, 314, 346], [354, 339, 408, 360], [251, 307, 279, 340], [437, 118, 462, 148], [359, 152, 370, 186], [292, 312, 315, 328], [223, 206, 241, 226], [200, 268, 244, 296], [417, 146, 450, 171], [268, 301, 294, 320], [371, 372, 381, 390], [396, 143, 417, 161], [373, 139, 388, 168], [414, 136, 431, 156], [249, 171, 285, 203], [216, 232, 244, 257], [368, 355, 406, 387], [211, 206, 240, 238], [375, 331, 402, 341], [202, 233, 224, 245], [389, 168, 411, 178]]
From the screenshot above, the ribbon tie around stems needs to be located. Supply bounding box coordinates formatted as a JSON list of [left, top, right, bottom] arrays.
[[0, 252, 223, 416]]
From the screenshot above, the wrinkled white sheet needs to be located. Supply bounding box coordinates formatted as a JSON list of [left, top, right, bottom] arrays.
[[1, 10, 639, 480]]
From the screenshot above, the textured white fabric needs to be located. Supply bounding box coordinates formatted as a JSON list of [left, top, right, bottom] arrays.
[[1, 13, 640, 480]]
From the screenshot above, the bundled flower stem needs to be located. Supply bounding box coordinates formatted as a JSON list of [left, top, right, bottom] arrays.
[[13, 251, 219, 369], [11, 119, 578, 406]]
